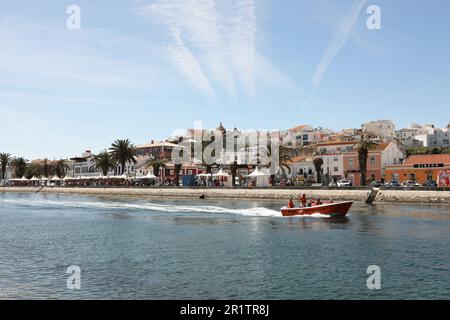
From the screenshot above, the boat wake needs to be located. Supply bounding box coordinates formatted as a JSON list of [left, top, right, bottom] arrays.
[[0, 198, 282, 217]]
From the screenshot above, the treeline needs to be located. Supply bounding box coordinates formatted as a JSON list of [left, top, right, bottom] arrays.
[[406, 147, 450, 157]]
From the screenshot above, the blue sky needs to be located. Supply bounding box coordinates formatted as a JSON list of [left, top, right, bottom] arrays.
[[1, 0, 449, 160]]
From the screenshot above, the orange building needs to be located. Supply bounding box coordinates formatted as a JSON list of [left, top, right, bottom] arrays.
[[385, 154, 450, 186], [343, 142, 403, 186]]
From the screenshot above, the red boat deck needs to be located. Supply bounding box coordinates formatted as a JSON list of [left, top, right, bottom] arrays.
[[281, 201, 353, 217]]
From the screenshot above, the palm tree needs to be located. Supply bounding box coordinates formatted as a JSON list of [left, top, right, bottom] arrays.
[[42, 159, 54, 177], [278, 146, 292, 178], [357, 133, 379, 186], [0, 152, 12, 182], [258, 144, 292, 185], [109, 139, 137, 175], [54, 159, 69, 178], [313, 158, 324, 183], [145, 155, 168, 177], [94, 151, 115, 176], [11, 157, 27, 178]]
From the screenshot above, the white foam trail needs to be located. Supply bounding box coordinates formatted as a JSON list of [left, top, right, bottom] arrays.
[[1, 199, 334, 218], [0, 198, 281, 217]]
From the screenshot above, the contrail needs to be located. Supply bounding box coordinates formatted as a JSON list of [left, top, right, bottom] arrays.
[[311, 0, 367, 88]]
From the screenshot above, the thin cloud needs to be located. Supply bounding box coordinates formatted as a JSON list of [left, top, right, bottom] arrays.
[[311, 0, 367, 88], [143, 0, 296, 98], [168, 28, 216, 99]]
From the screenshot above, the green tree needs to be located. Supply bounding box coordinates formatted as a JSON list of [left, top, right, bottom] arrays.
[[94, 151, 115, 176], [0, 152, 12, 182], [109, 139, 137, 175], [313, 158, 324, 184], [10, 157, 27, 178], [54, 159, 69, 178], [146, 155, 168, 177], [357, 133, 379, 186], [258, 144, 292, 186]]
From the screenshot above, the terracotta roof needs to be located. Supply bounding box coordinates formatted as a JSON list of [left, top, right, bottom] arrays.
[[372, 142, 391, 151], [289, 156, 306, 163], [136, 141, 179, 149], [315, 141, 357, 147], [289, 124, 311, 133], [403, 154, 450, 165]]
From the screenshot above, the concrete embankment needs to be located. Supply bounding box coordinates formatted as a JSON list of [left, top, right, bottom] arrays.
[[1, 187, 450, 204]]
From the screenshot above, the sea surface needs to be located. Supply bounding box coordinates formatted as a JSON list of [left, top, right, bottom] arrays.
[[0, 192, 449, 300]]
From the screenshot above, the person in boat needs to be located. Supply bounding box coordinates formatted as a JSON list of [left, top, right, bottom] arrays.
[[307, 200, 313, 207], [316, 198, 322, 206], [299, 194, 307, 207], [287, 197, 295, 208]]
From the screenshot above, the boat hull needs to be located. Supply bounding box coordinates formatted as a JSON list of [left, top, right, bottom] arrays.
[[281, 201, 353, 217]]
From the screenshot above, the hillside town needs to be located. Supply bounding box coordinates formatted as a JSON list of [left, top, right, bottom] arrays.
[[1, 120, 450, 188]]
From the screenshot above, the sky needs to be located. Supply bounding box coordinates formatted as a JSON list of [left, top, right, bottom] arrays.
[[1, 0, 449, 160]]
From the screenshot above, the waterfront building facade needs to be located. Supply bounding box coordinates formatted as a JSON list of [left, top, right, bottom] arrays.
[[385, 154, 450, 185], [343, 142, 404, 185]]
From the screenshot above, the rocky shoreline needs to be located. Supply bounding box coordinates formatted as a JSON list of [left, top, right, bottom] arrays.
[[1, 187, 450, 204]]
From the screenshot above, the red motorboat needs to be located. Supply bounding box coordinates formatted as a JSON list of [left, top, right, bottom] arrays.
[[281, 201, 353, 217]]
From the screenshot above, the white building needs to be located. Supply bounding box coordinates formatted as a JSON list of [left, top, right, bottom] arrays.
[[289, 157, 315, 182], [363, 120, 396, 140], [67, 150, 140, 177], [318, 154, 345, 181], [415, 127, 450, 148], [286, 125, 330, 147], [396, 124, 450, 148]]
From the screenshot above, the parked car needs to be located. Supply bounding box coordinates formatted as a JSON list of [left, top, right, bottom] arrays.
[[385, 181, 401, 188], [337, 180, 352, 187], [401, 180, 420, 187], [423, 180, 438, 187], [370, 180, 383, 187]]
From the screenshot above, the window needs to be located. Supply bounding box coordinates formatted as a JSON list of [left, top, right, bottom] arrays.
[[333, 157, 338, 162], [349, 159, 353, 169], [409, 173, 416, 181], [370, 157, 376, 166], [393, 173, 399, 181], [303, 134, 309, 141], [426, 173, 433, 181], [333, 167, 338, 172]]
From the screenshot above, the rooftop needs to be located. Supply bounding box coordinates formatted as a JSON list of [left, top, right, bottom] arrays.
[[403, 154, 450, 165], [136, 141, 179, 149]]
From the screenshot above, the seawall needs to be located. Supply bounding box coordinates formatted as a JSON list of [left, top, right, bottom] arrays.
[[1, 187, 450, 204]]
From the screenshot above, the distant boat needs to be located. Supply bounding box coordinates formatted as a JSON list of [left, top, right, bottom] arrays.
[[281, 201, 353, 217]]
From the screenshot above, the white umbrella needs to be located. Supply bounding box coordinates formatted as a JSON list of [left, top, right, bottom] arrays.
[[144, 171, 157, 179], [41, 176, 48, 181], [63, 175, 72, 180], [20, 176, 29, 181], [196, 173, 210, 177], [246, 167, 269, 177], [213, 169, 231, 177], [30, 176, 39, 181], [50, 175, 61, 181]]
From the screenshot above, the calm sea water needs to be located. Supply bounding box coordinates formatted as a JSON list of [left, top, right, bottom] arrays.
[[0, 192, 449, 300]]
